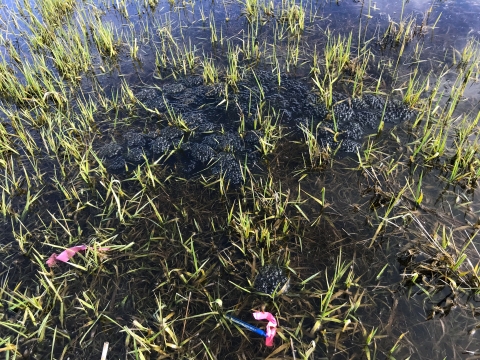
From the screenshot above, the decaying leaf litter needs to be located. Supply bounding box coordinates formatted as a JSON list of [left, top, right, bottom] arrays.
[[0, 0, 480, 358]]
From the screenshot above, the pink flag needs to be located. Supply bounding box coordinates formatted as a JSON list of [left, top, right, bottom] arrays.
[[253, 311, 277, 347], [46, 245, 109, 267]]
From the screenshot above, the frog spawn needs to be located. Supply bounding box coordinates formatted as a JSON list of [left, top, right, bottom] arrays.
[[97, 72, 416, 184], [254, 265, 290, 295]]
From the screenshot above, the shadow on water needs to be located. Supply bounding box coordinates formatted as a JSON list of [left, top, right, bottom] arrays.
[[0, 0, 480, 358]]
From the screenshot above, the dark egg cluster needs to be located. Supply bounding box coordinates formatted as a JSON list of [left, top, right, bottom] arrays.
[[97, 71, 415, 184], [254, 265, 290, 295]]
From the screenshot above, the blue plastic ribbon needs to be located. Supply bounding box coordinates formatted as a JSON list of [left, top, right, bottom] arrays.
[[225, 314, 267, 337]]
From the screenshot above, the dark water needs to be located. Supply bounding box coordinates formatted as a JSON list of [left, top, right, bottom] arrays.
[[1, 0, 480, 358]]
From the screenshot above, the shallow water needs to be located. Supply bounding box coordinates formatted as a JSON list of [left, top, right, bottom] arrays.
[[0, 0, 480, 358]]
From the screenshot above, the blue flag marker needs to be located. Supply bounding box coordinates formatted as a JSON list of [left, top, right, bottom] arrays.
[[225, 314, 267, 337]]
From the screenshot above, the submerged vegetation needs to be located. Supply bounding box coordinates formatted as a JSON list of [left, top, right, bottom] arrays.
[[0, 0, 480, 358]]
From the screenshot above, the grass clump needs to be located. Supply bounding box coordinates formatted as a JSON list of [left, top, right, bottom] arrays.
[[312, 31, 353, 108], [50, 30, 92, 82], [279, 0, 306, 36], [91, 19, 119, 57], [202, 54, 219, 84], [38, 0, 76, 27]]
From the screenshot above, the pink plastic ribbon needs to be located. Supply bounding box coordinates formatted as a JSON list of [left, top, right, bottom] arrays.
[[253, 311, 277, 347], [46, 245, 109, 267]]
